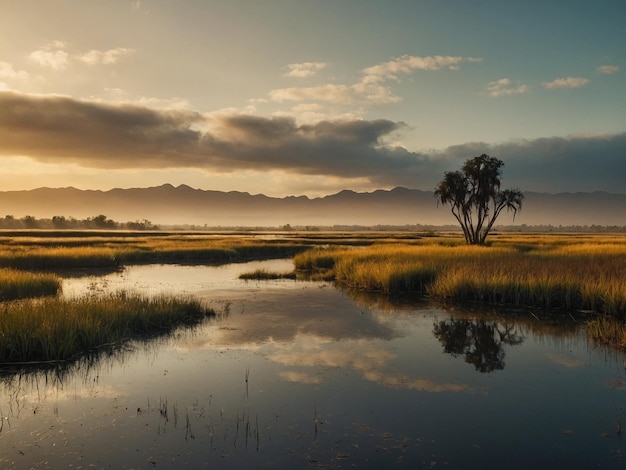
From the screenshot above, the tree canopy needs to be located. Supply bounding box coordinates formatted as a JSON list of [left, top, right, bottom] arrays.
[[434, 154, 524, 244]]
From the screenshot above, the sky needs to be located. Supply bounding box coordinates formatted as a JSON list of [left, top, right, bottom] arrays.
[[0, 0, 624, 197]]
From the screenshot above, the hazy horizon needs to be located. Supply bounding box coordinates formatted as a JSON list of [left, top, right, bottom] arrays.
[[3, 182, 626, 198], [1, 185, 625, 228], [1, 1, 624, 197]]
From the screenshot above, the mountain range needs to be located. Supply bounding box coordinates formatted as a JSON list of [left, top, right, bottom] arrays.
[[0, 184, 624, 228]]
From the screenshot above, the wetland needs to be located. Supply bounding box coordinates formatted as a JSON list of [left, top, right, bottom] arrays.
[[1, 233, 626, 468]]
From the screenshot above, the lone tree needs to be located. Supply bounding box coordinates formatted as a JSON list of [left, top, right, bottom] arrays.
[[435, 154, 524, 245]]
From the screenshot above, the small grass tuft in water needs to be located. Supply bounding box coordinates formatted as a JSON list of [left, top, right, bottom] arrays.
[[0, 292, 215, 364], [587, 316, 626, 349], [238, 268, 296, 280]]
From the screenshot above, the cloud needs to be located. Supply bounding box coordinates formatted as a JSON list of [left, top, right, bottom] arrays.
[[0, 91, 418, 179], [545, 353, 588, 368], [485, 78, 530, 97], [269, 342, 475, 392], [597, 64, 619, 75], [1, 92, 625, 193], [269, 55, 482, 107], [92, 88, 192, 109], [28, 41, 70, 70], [77, 48, 135, 65], [284, 62, 327, 78], [269, 82, 399, 106], [270, 83, 355, 103], [27, 41, 134, 69], [542, 77, 590, 89], [361, 55, 482, 84], [441, 133, 626, 193], [0, 61, 44, 91], [0, 61, 30, 81]]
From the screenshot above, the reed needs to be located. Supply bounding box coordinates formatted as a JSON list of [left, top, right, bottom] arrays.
[[0, 246, 120, 269], [0, 292, 214, 363], [587, 316, 626, 349], [0, 268, 60, 300], [238, 269, 297, 280], [294, 236, 626, 317], [0, 235, 311, 269]]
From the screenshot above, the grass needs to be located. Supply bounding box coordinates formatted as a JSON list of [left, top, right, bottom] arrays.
[[293, 234, 626, 318], [587, 316, 626, 349], [0, 233, 312, 365], [0, 292, 214, 364], [0, 268, 61, 300], [239, 268, 297, 280], [0, 234, 313, 269], [294, 234, 626, 348], [2, 231, 626, 352]]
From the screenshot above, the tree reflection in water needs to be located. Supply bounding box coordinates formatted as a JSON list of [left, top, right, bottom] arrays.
[[433, 318, 525, 373]]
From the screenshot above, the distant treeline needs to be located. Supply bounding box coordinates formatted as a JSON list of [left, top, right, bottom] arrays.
[[0, 215, 623, 233], [163, 223, 626, 233], [0, 214, 159, 230]]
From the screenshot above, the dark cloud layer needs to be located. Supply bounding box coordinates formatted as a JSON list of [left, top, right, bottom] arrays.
[[1, 92, 625, 193]]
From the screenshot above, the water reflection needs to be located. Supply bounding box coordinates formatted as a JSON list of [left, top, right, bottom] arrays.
[[2, 260, 625, 468], [433, 318, 525, 373]]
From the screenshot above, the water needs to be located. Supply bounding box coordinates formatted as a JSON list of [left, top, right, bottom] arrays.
[[1, 260, 625, 468]]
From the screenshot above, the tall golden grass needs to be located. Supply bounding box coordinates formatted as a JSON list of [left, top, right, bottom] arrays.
[[0, 268, 60, 300], [294, 235, 626, 317], [587, 316, 626, 349], [0, 292, 214, 363], [0, 235, 311, 269]]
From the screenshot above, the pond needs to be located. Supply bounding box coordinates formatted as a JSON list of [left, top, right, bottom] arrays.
[[1, 259, 626, 469]]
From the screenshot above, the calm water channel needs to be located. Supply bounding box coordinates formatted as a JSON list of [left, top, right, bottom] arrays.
[[1, 259, 626, 469]]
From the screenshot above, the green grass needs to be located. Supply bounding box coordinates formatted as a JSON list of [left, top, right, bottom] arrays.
[[0, 292, 214, 364]]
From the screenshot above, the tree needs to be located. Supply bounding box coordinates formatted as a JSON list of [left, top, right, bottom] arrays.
[[433, 318, 524, 373], [52, 215, 68, 228], [434, 154, 524, 244], [21, 215, 38, 228], [89, 214, 117, 229]]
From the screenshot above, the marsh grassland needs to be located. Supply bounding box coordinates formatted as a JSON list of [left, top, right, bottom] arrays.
[[2, 231, 626, 469], [0, 293, 213, 363], [292, 233, 626, 347], [0, 233, 311, 269], [0, 268, 60, 300], [294, 234, 626, 314], [2, 231, 626, 362], [0, 233, 310, 364]]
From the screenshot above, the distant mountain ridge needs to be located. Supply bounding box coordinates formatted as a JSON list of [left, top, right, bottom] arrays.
[[0, 184, 624, 227]]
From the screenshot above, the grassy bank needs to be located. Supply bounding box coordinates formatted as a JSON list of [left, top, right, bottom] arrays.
[[0, 235, 311, 269], [0, 233, 309, 364], [0, 293, 214, 364], [0, 268, 60, 300], [294, 235, 626, 318]]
